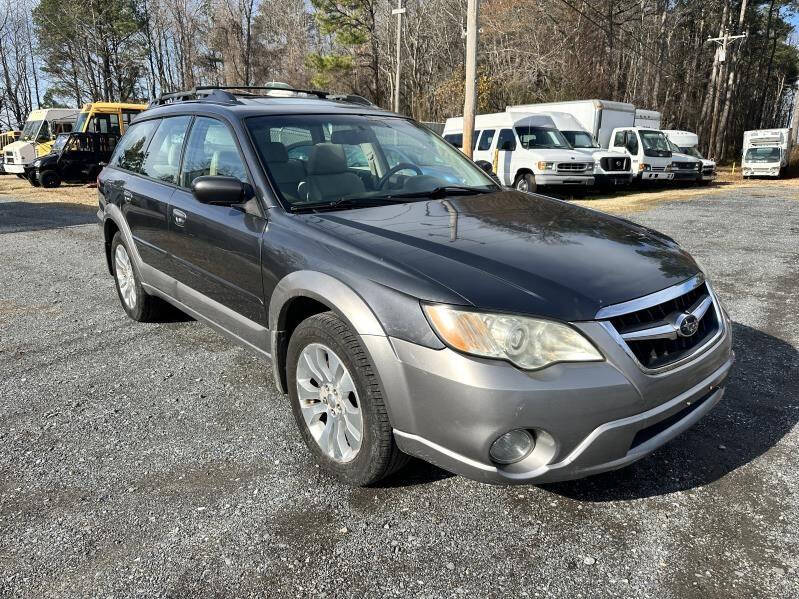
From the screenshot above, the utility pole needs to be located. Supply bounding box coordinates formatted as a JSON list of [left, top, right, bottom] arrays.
[[706, 29, 747, 64], [392, 0, 406, 113], [462, 0, 479, 160]]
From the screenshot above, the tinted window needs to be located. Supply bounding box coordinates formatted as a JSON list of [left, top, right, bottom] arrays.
[[515, 126, 570, 149], [443, 133, 462, 148], [613, 131, 626, 147], [111, 120, 158, 173], [180, 117, 248, 188], [496, 129, 516, 151], [477, 129, 496, 151], [562, 131, 596, 148], [142, 116, 191, 184]]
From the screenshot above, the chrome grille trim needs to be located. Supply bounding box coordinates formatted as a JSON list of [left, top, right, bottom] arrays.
[[595, 274, 705, 320]]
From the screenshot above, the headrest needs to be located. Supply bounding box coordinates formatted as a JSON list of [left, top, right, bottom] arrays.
[[262, 141, 288, 163], [308, 144, 348, 175]]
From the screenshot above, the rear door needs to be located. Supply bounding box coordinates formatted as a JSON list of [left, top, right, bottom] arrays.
[[163, 116, 267, 331], [103, 118, 173, 272]]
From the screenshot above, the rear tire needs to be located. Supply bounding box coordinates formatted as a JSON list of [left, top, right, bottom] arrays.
[[111, 232, 166, 322], [514, 172, 537, 193], [39, 170, 61, 188], [287, 311, 408, 486]]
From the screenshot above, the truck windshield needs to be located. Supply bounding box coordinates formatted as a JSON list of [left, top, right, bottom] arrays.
[[51, 134, 70, 154], [246, 114, 498, 209], [562, 131, 597, 149], [20, 120, 44, 142], [678, 145, 703, 159], [745, 147, 781, 162], [514, 126, 570, 149], [74, 111, 89, 133], [639, 130, 670, 156]]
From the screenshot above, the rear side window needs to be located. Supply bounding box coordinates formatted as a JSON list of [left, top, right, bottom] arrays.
[[142, 116, 191, 184], [477, 129, 496, 151], [180, 117, 248, 188], [110, 120, 158, 174], [497, 128, 516, 151]]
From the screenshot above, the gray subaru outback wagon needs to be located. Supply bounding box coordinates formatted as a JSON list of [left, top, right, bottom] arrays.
[[97, 86, 734, 486]]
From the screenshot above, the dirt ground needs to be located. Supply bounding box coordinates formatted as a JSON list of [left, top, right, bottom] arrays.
[[0, 176, 97, 206]]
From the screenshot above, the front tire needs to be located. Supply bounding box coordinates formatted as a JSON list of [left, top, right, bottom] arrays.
[[111, 232, 166, 322], [39, 170, 61, 188], [287, 312, 408, 486], [514, 172, 537, 193]]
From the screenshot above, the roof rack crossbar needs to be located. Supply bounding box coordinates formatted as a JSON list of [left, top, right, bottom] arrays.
[[192, 85, 331, 99], [151, 85, 376, 108]]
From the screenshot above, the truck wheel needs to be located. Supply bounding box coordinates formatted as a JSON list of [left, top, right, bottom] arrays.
[[287, 312, 408, 486], [111, 232, 166, 322], [29, 175, 41, 188], [514, 172, 537, 193], [39, 170, 61, 188]]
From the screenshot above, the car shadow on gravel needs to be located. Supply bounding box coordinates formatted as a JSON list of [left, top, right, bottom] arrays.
[[0, 200, 96, 233], [544, 322, 799, 501]]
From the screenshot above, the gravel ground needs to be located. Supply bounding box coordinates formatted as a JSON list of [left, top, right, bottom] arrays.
[[0, 184, 797, 598]]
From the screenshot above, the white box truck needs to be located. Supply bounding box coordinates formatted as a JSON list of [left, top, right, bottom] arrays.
[[663, 130, 716, 183], [505, 108, 632, 187], [3, 109, 79, 175], [506, 99, 636, 149], [741, 128, 792, 178], [443, 112, 594, 192], [634, 109, 662, 129]]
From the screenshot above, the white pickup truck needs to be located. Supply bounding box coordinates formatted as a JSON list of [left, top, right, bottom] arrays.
[[607, 126, 674, 182], [443, 112, 594, 192]]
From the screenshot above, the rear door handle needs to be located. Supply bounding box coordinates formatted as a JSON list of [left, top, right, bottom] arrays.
[[173, 209, 187, 227]]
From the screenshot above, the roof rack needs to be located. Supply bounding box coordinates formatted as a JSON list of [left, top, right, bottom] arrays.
[[151, 85, 375, 107]]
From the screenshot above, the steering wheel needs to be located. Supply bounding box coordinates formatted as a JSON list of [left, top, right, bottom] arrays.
[[376, 162, 423, 189]]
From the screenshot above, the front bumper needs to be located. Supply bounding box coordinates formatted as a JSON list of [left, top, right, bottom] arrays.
[[535, 173, 594, 186], [366, 307, 733, 485], [637, 171, 674, 181], [3, 163, 24, 174], [672, 171, 702, 182], [595, 173, 633, 186]]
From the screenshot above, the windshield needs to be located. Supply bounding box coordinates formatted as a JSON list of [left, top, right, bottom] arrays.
[[640, 130, 669, 151], [74, 111, 89, 133], [51, 134, 70, 154], [562, 130, 597, 149], [514, 126, 571, 149], [745, 147, 781, 163], [246, 114, 498, 209], [678, 145, 703, 159], [20, 120, 44, 142]]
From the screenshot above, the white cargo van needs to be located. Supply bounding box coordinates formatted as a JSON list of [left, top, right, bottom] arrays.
[[663, 130, 716, 183], [741, 128, 792, 178], [507, 99, 636, 149], [443, 112, 594, 192], [506, 109, 632, 187], [607, 127, 675, 181]]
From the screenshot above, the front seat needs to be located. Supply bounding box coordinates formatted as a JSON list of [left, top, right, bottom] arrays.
[[306, 144, 365, 202], [261, 142, 305, 200]]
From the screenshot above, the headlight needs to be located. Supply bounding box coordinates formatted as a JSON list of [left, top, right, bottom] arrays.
[[694, 163, 700, 170], [423, 304, 603, 370], [537, 161, 554, 171], [639, 163, 650, 171]]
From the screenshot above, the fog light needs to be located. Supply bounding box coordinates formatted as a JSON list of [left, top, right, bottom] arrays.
[[489, 429, 535, 464]]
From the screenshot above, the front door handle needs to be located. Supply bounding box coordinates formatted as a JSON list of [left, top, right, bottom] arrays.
[[173, 209, 187, 227], [123, 190, 132, 203]]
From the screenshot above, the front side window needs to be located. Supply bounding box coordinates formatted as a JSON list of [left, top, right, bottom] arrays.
[[562, 131, 597, 149], [246, 114, 497, 208], [477, 129, 496, 151], [514, 126, 570, 149], [180, 117, 248, 188], [142, 116, 191, 184], [110, 119, 159, 173], [613, 130, 626, 147], [36, 121, 51, 142]]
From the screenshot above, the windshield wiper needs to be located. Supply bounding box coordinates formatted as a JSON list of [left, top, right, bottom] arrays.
[[374, 185, 492, 200], [291, 186, 492, 212]]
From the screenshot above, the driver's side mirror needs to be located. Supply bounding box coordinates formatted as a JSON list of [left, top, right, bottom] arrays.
[[192, 176, 254, 206], [475, 160, 494, 174]]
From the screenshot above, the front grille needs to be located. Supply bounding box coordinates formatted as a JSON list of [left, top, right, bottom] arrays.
[[650, 166, 666, 172], [702, 166, 715, 174], [608, 282, 720, 370], [557, 162, 591, 172], [600, 157, 630, 171]]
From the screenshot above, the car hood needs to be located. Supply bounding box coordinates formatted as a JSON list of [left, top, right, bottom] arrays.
[[523, 149, 591, 162], [304, 190, 700, 321]]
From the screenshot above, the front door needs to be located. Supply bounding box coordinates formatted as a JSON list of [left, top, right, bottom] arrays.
[[163, 116, 267, 336], [495, 128, 517, 185]]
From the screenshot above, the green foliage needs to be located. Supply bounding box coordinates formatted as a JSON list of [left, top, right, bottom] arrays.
[[305, 53, 354, 89], [310, 0, 371, 46], [40, 89, 69, 108]]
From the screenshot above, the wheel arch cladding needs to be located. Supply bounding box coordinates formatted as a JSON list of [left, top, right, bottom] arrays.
[[103, 218, 120, 275], [268, 271, 387, 394]]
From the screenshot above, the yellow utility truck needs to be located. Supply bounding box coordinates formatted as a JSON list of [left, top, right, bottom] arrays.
[[3, 102, 146, 176]]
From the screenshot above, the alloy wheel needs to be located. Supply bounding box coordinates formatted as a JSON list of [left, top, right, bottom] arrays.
[[295, 343, 362, 462], [114, 244, 137, 310]]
